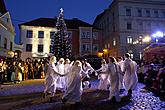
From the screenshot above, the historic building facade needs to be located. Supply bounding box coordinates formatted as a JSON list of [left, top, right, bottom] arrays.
[[93, 0, 165, 60], [19, 18, 102, 60], [0, 0, 17, 58]]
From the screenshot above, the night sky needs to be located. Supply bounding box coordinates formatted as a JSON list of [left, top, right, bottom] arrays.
[[4, 0, 112, 44]]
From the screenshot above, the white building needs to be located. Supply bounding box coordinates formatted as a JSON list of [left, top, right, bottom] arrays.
[[0, 0, 16, 58], [93, 0, 165, 60], [19, 18, 102, 60]]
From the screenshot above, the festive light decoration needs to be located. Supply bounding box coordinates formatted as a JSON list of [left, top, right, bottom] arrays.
[[53, 8, 72, 59]]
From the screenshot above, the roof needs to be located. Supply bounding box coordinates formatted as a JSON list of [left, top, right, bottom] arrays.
[[0, 0, 7, 15], [19, 18, 93, 29], [93, 11, 105, 25]]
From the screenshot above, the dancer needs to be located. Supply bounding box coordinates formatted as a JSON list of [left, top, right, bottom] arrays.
[[117, 56, 125, 93], [123, 53, 138, 98], [56, 58, 66, 92], [62, 60, 84, 106], [107, 57, 120, 103], [43, 56, 62, 102], [81, 59, 95, 88], [64, 58, 74, 89], [96, 59, 109, 90]]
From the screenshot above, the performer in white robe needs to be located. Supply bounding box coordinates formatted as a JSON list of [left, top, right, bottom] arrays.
[[64, 58, 74, 89], [96, 59, 110, 90], [81, 59, 95, 88], [117, 57, 125, 92], [56, 58, 66, 91], [123, 53, 138, 98], [108, 57, 120, 103], [44, 56, 62, 99], [62, 60, 83, 104]]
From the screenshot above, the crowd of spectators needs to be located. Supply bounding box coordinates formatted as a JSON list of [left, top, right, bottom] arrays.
[[137, 55, 165, 95], [0, 58, 47, 84]]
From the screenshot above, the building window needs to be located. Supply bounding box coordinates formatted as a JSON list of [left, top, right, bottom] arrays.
[[126, 8, 131, 16], [127, 22, 132, 30], [162, 11, 165, 18], [4, 38, 7, 49], [93, 44, 98, 51], [138, 22, 143, 31], [26, 44, 32, 52], [38, 31, 44, 38], [93, 32, 98, 40], [154, 10, 159, 17], [138, 9, 142, 17], [38, 44, 43, 52], [81, 31, 90, 39], [82, 44, 91, 51], [127, 36, 133, 44], [146, 10, 150, 17], [113, 38, 116, 46], [26, 30, 33, 38], [50, 31, 55, 39], [108, 43, 110, 48], [10, 42, 13, 51]]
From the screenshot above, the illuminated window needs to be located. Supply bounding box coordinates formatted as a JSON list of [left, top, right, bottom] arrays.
[[126, 8, 131, 16], [26, 30, 33, 38], [113, 38, 116, 46], [38, 31, 44, 38], [127, 36, 133, 44], [4, 38, 7, 49], [38, 44, 43, 52], [26, 44, 32, 52]]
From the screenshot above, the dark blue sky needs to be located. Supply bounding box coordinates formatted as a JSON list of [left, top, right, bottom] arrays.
[[5, 0, 112, 44]]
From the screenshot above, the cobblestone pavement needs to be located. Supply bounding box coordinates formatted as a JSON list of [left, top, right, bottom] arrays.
[[0, 79, 164, 110]]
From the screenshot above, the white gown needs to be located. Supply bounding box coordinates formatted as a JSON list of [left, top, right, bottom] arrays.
[[123, 59, 138, 91], [108, 62, 120, 102], [118, 60, 125, 90], [64, 63, 73, 88], [62, 65, 83, 104], [56, 63, 66, 91], [44, 63, 59, 96], [96, 64, 110, 90]]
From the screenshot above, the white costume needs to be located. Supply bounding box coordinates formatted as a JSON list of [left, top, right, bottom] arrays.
[[96, 64, 109, 90], [123, 58, 138, 91], [118, 60, 125, 90], [64, 61, 74, 88], [62, 61, 83, 104], [108, 62, 120, 102], [81, 62, 95, 88], [56, 62, 66, 91], [44, 63, 60, 96]]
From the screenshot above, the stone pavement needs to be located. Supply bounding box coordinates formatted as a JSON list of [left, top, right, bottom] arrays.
[[0, 79, 164, 110]]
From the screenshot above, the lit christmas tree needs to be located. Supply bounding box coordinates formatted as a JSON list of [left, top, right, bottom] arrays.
[[54, 8, 72, 59]]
